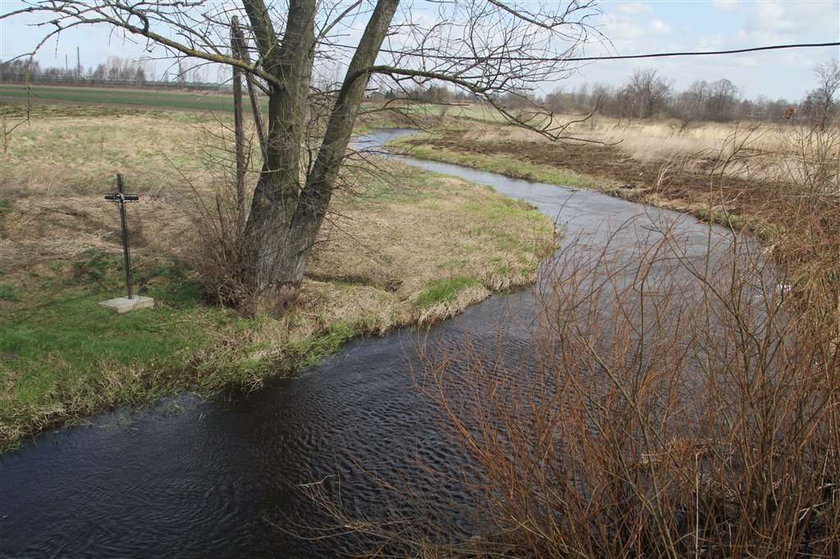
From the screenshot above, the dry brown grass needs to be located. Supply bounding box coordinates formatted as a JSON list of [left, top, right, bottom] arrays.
[[446, 115, 838, 187], [1, 109, 552, 323], [410, 223, 840, 557]]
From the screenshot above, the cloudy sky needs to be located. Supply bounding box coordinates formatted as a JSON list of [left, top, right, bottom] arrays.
[[1, 0, 838, 101], [562, 0, 840, 101]]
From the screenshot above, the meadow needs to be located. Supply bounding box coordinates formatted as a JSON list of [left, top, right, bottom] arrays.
[[0, 99, 554, 450]]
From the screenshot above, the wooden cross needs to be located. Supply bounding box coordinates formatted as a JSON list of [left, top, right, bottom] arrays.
[[104, 174, 140, 299]]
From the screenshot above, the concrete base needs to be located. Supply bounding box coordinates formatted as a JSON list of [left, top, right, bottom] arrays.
[[99, 296, 155, 314]]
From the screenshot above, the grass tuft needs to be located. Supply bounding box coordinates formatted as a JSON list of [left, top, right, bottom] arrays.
[[416, 277, 482, 308], [0, 284, 20, 301]]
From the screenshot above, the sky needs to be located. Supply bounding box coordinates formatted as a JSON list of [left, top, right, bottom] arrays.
[[1, 0, 838, 101], [561, 0, 840, 101]]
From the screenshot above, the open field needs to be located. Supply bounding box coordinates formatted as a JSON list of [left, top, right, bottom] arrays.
[[0, 85, 502, 120], [0, 84, 240, 113], [0, 85, 507, 128], [0, 104, 554, 450]]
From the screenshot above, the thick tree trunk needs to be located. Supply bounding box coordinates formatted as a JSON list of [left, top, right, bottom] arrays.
[[241, 197, 316, 315], [239, 0, 316, 315], [239, 0, 399, 316]]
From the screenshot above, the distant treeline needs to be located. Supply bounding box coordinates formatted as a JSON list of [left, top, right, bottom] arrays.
[[0, 57, 226, 92], [5, 56, 837, 127], [373, 63, 839, 126]]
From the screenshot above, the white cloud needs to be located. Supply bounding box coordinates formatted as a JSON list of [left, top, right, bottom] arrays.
[[650, 19, 672, 35], [740, 0, 839, 43]]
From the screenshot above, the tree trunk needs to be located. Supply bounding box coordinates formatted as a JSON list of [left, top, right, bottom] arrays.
[[240, 0, 399, 316], [239, 0, 315, 314]]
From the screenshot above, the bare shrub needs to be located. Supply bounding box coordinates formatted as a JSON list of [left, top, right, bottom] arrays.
[[780, 124, 840, 196], [319, 124, 840, 556], [412, 217, 839, 557], [181, 121, 257, 307]]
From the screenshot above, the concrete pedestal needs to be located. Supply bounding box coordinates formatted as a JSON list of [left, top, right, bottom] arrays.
[[99, 296, 155, 314]]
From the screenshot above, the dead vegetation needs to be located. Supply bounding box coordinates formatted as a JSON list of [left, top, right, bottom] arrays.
[[408, 221, 840, 557], [311, 115, 840, 556]]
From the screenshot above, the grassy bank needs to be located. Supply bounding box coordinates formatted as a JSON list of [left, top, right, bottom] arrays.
[[0, 105, 554, 451]]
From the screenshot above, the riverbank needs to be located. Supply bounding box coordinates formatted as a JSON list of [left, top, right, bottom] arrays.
[[0, 109, 554, 451], [388, 120, 840, 350], [388, 125, 806, 239]]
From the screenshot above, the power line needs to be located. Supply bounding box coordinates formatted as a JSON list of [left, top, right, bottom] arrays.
[[556, 41, 840, 63], [331, 41, 840, 63]]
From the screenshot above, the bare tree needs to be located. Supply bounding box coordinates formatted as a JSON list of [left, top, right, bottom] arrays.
[[803, 59, 840, 130], [705, 78, 738, 122], [622, 69, 671, 119], [2, 0, 600, 314]]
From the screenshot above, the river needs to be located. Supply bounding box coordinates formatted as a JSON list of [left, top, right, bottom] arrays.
[[0, 130, 764, 557]]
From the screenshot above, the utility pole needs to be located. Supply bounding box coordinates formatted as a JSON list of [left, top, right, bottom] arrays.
[[231, 16, 267, 158], [231, 16, 247, 232]]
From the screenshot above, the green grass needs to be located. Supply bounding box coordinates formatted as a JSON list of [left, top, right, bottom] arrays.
[[0, 256, 375, 451], [4, 292, 208, 402], [416, 277, 482, 308], [285, 321, 358, 368], [0, 84, 249, 113], [0, 283, 20, 301], [388, 134, 595, 188]]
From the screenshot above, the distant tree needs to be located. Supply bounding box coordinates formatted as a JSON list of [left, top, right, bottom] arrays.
[[677, 80, 709, 123], [544, 88, 568, 113], [706, 78, 738, 122], [500, 88, 538, 110], [802, 59, 840, 130], [92, 63, 106, 84], [176, 61, 186, 90], [621, 69, 671, 119]]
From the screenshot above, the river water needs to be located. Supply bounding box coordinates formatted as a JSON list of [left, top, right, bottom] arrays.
[[0, 130, 764, 557]]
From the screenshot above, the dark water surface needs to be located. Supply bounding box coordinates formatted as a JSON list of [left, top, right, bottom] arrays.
[[0, 130, 757, 557]]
